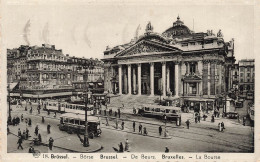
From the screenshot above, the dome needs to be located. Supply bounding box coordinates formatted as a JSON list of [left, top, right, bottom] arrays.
[[162, 16, 192, 39]]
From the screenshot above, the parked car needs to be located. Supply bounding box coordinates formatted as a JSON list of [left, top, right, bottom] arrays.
[[226, 112, 238, 119]]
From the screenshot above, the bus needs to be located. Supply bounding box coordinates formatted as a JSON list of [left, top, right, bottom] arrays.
[[59, 113, 102, 137], [138, 104, 181, 122]]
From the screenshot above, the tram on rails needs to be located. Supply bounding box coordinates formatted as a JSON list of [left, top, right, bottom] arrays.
[[59, 112, 102, 137], [138, 104, 182, 122], [44, 101, 94, 114]]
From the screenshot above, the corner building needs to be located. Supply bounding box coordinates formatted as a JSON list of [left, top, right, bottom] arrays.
[[102, 16, 234, 103]]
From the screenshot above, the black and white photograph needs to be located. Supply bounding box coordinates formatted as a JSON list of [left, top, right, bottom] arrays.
[[1, 0, 259, 161]]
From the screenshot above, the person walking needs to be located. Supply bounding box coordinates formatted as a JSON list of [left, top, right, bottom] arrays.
[[115, 119, 118, 129], [143, 127, 148, 136], [243, 116, 246, 126], [21, 114, 24, 122], [28, 118, 32, 127], [34, 125, 39, 135], [26, 127, 29, 139], [105, 117, 109, 126], [211, 114, 215, 123], [22, 130, 26, 140], [195, 116, 198, 123], [54, 111, 57, 118], [218, 122, 222, 132], [198, 114, 201, 123], [133, 121, 136, 132], [159, 126, 162, 136], [121, 121, 125, 130], [49, 137, 54, 150], [17, 136, 23, 150], [42, 116, 45, 123], [38, 133, 42, 143], [118, 108, 121, 118], [185, 119, 191, 129], [28, 146, 35, 153], [221, 122, 225, 131], [115, 111, 117, 118], [133, 107, 136, 115], [139, 123, 143, 134], [47, 123, 51, 134], [118, 142, 124, 152], [165, 146, 169, 153], [125, 139, 129, 151], [18, 128, 22, 137]]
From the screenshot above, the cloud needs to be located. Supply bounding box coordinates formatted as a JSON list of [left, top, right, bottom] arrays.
[[23, 20, 31, 45]]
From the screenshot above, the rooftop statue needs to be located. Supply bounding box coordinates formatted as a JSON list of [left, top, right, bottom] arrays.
[[217, 29, 223, 37], [145, 21, 153, 33]]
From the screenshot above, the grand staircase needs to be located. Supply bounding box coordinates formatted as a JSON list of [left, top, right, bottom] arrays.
[[107, 95, 159, 113]]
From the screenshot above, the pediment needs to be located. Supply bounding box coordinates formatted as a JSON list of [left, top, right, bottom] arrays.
[[115, 40, 180, 57]]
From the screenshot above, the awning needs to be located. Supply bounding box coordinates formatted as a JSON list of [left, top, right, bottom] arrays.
[[98, 83, 103, 86], [89, 83, 94, 86]]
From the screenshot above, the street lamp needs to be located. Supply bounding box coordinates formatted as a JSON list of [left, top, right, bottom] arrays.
[[78, 60, 95, 147]]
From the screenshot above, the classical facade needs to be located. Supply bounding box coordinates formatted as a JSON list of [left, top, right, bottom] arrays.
[[7, 44, 104, 97], [102, 16, 235, 102]]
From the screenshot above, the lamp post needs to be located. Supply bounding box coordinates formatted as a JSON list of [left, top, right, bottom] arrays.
[[7, 83, 12, 124], [78, 60, 94, 147]]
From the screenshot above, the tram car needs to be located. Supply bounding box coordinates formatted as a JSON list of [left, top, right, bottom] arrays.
[[44, 101, 94, 114], [59, 113, 102, 137], [138, 104, 181, 122]]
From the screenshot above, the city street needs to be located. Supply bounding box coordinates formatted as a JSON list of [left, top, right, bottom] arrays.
[[7, 101, 254, 153]]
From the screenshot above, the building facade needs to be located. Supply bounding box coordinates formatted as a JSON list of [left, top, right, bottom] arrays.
[[7, 44, 104, 97], [102, 16, 235, 102], [238, 59, 254, 99]]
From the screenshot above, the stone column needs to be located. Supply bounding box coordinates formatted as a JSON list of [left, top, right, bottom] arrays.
[[138, 63, 141, 95], [118, 65, 122, 95], [175, 63, 179, 97], [150, 62, 154, 96], [166, 66, 170, 93], [128, 64, 132, 95], [208, 62, 211, 96], [133, 67, 136, 94], [162, 62, 166, 96], [219, 63, 222, 93]]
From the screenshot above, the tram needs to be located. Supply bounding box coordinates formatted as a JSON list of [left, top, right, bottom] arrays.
[[44, 101, 94, 114], [59, 113, 102, 137], [138, 104, 181, 121]]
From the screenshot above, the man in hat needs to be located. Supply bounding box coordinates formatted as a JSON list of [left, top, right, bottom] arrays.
[[49, 137, 54, 150], [165, 146, 169, 153], [159, 126, 162, 136], [28, 145, 35, 153], [185, 119, 191, 129], [47, 123, 51, 134], [17, 136, 23, 150], [133, 121, 136, 132], [139, 123, 143, 134]]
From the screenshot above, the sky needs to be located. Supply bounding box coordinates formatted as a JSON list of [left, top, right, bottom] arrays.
[[2, 2, 254, 61]]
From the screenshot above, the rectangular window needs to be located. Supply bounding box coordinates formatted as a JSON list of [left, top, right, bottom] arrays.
[[247, 73, 250, 77], [190, 42, 195, 45], [181, 43, 188, 47], [240, 73, 243, 77]]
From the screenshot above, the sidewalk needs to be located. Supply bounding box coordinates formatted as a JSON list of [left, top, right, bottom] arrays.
[[8, 120, 102, 153]]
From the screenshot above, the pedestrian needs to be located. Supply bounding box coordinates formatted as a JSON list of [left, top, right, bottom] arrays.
[[118, 108, 121, 118], [243, 116, 246, 126], [22, 130, 26, 140], [109, 108, 112, 116], [21, 114, 23, 122], [125, 139, 129, 151], [38, 133, 42, 143], [133, 121, 136, 132], [139, 123, 143, 134], [133, 107, 136, 115], [106, 117, 109, 126], [18, 128, 22, 137], [17, 136, 23, 150], [221, 122, 225, 131], [25, 118, 28, 126], [195, 116, 198, 123], [104, 109, 107, 116], [54, 111, 56, 118], [237, 114, 240, 123], [211, 114, 215, 123], [41, 116, 45, 123], [12, 117, 16, 126], [143, 127, 148, 136], [35, 125, 39, 135], [28, 145, 35, 153], [48, 110, 50, 115], [26, 127, 29, 139], [159, 126, 162, 136], [185, 119, 191, 129], [118, 142, 124, 153], [28, 118, 32, 127], [48, 137, 54, 150], [218, 122, 222, 132], [165, 146, 169, 153], [16, 116, 20, 125], [121, 121, 125, 130], [115, 119, 118, 129], [47, 123, 51, 134], [7, 125, 10, 135], [115, 111, 117, 117], [198, 114, 201, 123]]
